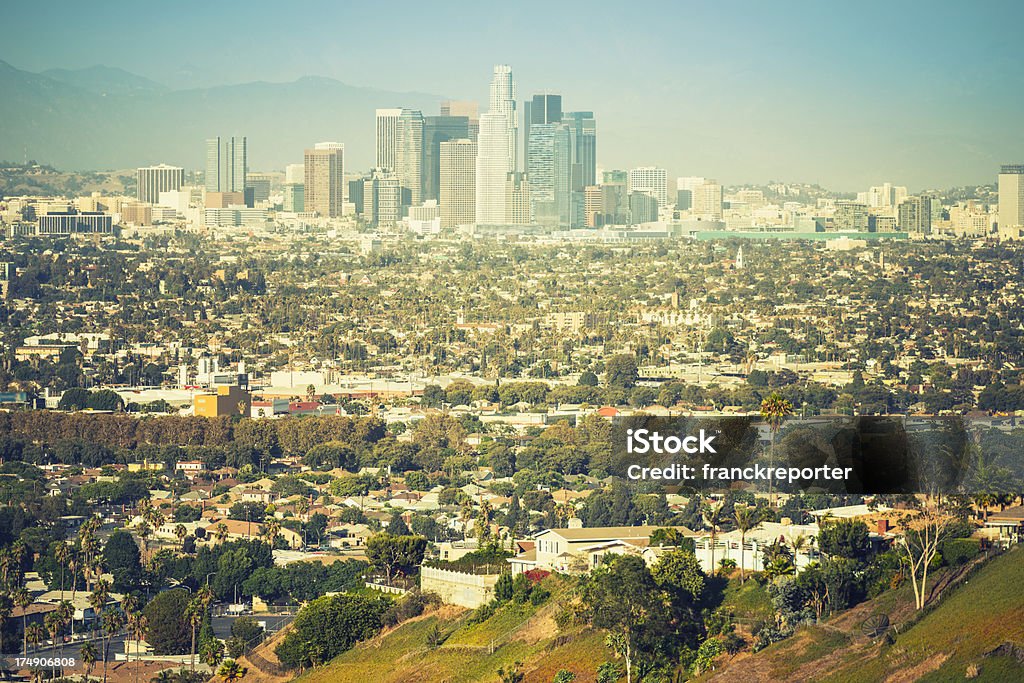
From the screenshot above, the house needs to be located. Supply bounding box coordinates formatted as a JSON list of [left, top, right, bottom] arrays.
[[175, 460, 206, 475], [985, 506, 1024, 545], [509, 523, 695, 575]]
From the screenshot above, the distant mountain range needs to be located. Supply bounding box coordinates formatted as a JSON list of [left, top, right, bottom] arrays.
[[0, 60, 444, 172]]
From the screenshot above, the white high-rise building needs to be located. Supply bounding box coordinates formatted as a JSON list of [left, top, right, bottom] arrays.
[[476, 113, 511, 223], [628, 167, 668, 208], [998, 165, 1024, 233], [375, 108, 403, 171], [137, 164, 184, 204], [488, 65, 518, 169], [440, 139, 477, 228]]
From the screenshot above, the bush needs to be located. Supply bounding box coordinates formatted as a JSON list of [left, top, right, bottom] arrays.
[[942, 538, 980, 566], [382, 590, 440, 627], [467, 601, 496, 625], [529, 586, 550, 606]]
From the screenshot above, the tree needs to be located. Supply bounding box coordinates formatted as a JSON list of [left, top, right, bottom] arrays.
[[733, 505, 758, 583], [81, 641, 98, 682], [217, 659, 247, 681], [897, 496, 958, 610], [578, 370, 599, 387], [702, 500, 724, 575], [103, 530, 142, 591], [818, 519, 871, 564], [143, 589, 191, 655], [365, 534, 427, 586], [581, 555, 670, 683], [100, 606, 125, 683], [605, 354, 639, 390], [275, 594, 388, 670], [760, 392, 793, 503], [13, 586, 31, 655]]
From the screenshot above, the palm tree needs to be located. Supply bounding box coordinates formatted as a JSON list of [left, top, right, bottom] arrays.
[[100, 608, 125, 683], [733, 505, 758, 584], [760, 392, 793, 504], [263, 519, 281, 549], [54, 542, 73, 601], [217, 659, 247, 681], [80, 641, 98, 682], [175, 524, 188, 549], [13, 586, 32, 655], [215, 522, 230, 545], [137, 521, 152, 563], [703, 500, 724, 575], [89, 579, 111, 639], [44, 611, 63, 657], [26, 622, 45, 653]]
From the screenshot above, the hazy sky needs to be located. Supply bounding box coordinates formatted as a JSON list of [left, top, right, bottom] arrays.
[[5, 0, 1024, 190]]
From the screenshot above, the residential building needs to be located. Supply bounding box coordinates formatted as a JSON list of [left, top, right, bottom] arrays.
[[898, 195, 932, 234], [691, 180, 723, 219]]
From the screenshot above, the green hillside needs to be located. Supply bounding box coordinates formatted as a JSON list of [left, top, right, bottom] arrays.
[[705, 546, 1024, 683], [296, 579, 612, 683]]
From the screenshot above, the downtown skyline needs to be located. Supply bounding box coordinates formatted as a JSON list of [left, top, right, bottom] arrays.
[[2, 1, 1024, 189]]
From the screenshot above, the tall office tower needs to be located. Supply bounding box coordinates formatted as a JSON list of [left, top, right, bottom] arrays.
[[439, 139, 477, 228], [204, 137, 247, 193], [692, 180, 723, 219], [394, 109, 424, 209], [476, 112, 512, 224], [245, 172, 272, 203], [523, 93, 562, 173], [137, 164, 184, 204], [422, 116, 470, 202], [489, 65, 518, 169], [527, 122, 572, 227], [898, 196, 932, 234], [676, 176, 706, 210], [998, 165, 1024, 231], [375, 108, 403, 171], [628, 167, 668, 208], [441, 100, 480, 139], [563, 111, 596, 188], [363, 171, 400, 228], [304, 143, 345, 217]]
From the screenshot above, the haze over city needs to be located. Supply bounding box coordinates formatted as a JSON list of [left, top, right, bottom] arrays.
[[3, 0, 1024, 189]]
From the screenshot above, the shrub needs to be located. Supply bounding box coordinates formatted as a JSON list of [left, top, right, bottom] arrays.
[[941, 538, 980, 566]]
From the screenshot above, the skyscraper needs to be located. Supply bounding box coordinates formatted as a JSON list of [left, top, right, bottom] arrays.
[[394, 109, 424, 209], [440, 100, 479, 139], [363, 170, 400, 229], [375, 108, 403, 171], [440, 139, 477, 228], [998, 165, 1024, 232], [423, 115, 470, 202], [628, 167, 668, 208], [489, 65, 518, 169], [283, 163, 304, 213], [304, 142, 345, 217], [527, 122, 571, 227], [476, 112, 512, 224], [524, 94, 562, 173], [137, 164, 184, 204], [563, 111, 596, 189], [205, 137, 247, 194]]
